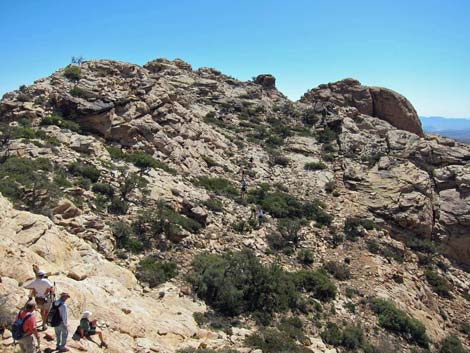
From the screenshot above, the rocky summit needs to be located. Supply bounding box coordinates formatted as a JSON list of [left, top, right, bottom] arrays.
[[0, 58, 469, 353]]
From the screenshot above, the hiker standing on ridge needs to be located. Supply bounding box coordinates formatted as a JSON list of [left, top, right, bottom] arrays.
[[241, 177, 247, 199], [24, 269, 54, 331], [258, 207, 264, 226], [50, 292, 70, 352], [14, 301, 40, 353]]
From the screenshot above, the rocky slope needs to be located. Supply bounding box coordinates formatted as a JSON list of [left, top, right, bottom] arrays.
[[0, 58, 469, 353]]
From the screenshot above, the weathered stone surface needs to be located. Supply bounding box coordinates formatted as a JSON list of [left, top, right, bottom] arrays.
[[0, 195, 210, 353], [301, 78, 424, 137]]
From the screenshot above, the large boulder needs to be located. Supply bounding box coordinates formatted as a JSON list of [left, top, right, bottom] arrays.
[[301, 78, 424, 137]]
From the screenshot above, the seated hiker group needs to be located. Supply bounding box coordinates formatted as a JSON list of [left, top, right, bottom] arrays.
[[12, 266, 107, 352]]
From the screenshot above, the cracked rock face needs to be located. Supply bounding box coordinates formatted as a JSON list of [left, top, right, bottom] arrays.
[[301, 78, 425, 137]]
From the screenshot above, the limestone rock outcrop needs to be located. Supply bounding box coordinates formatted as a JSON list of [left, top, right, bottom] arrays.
[[301, 78, 424, 137]]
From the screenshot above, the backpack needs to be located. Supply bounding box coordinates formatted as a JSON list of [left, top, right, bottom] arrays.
[[47, 302, 63, 327], [12, 311, 32, 340]]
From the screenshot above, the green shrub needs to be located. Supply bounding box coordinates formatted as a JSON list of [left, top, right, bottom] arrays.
[[278, 218, 304, 244], [267, 232, 289, 251], [63, 65, 81, 80], [118, 171, 148, 200], [68, 161, 101, 182], [294, 269, 337, 302], [107, 146, 126, 159], [53, 170, 72, 188], [136, 256, 178, 288], [302, 109, 319, 126], [126, 151, 175, 174], [317, 127, 337, 144], [321, 322, 342, 346], [405, 237, 436, 254], [425, 270, 452, 298], [203, 198, 224, 212], [69, 86, 95, 99], [460, 321, 470, 335], [195, 177, 239, 199], [367, 240, 404, 263], [187, 250, 299, 317], [0, 123, 46, 142], [248, 188, 332, 226], [304, 161, 327, 171], [271, 154, 290, 167], [76, 177, 91, 190], [131, 205, 203, 246], [192, 311, 238, 334], [203, 112, 225, 128], [163, 207, 202, 234], [111, 221, 143, 252], [370, 298, 428, 347], [344, 217, 377, 240], [323, 261, 351, 281], [0, 157, 60, 212], [418, 253, 434, 267], [341, 325, 364, 349], [297, 249, 315, 265], [92, 183, 114, 197], [40, 113, 81, 132], [277, 317, 307, 342], [322, 153, 335, 162], [439, 335, 468, 353], [367, 239, 380, 253], [245, 328, 312, 353], [108, 197, 128, 215]]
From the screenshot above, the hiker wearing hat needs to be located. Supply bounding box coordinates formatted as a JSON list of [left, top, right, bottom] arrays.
[[24, 269, 54, 330], [73, 311, 108, 348], [51, 292, 70, 352]]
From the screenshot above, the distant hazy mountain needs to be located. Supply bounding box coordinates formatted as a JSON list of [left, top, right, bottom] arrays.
[[420, 116, 470, 143]]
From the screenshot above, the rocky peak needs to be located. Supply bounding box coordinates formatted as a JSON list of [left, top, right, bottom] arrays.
[[0, 57, 469, 353], [301, 78, 425, 137], [254, 74, 276, 89]]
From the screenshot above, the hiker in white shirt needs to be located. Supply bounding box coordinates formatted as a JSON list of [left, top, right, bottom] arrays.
[[24, 270, 54, 330]]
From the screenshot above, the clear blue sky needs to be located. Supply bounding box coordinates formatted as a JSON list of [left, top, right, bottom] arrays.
[[1, 0, 469, 117]]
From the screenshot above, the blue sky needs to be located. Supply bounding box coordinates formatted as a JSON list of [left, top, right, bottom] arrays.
[[1, 0, 469, 117]]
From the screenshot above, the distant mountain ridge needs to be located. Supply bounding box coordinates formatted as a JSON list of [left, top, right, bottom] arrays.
[[420, 116, 470, 143]]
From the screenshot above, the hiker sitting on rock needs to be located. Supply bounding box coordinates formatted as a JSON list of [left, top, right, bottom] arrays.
[[24, 269, 54, 331], [14, 301, 40, 353], [73, 311, 107, 348]]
